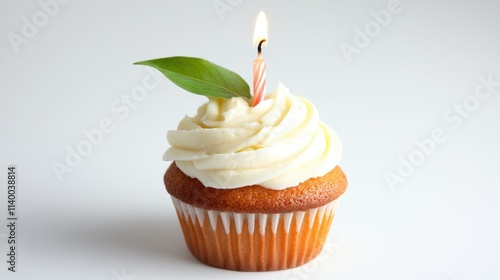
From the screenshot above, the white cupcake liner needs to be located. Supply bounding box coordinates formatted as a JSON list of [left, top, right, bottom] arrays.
[[171, 197, 338, 235], [170, 196, 341, 271]]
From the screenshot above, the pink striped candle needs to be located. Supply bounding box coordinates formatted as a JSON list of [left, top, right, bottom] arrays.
[[252, 41, 267, 106], [252, 11, 268, 106]]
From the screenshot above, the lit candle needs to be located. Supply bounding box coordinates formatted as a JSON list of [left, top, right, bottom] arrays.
[[252, 11, 268, 106]]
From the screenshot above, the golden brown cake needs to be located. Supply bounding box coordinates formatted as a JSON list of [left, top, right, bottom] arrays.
[[165, 162, 347, 213]]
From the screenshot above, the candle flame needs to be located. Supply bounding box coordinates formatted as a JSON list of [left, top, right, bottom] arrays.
[[253, 11, 268, 47]]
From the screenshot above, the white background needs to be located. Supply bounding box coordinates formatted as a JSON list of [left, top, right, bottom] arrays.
[[1, 0, 500, 279]]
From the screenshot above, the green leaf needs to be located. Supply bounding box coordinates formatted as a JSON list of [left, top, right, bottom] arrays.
[[133, 56, 251, 99]]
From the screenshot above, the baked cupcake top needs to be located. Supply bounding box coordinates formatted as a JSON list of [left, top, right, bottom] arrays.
[[163, 83, 342, 190], [165, 162, 347, 213]]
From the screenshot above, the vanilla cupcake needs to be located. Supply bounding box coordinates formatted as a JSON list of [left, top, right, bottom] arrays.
[[163, 84, 347, 271]]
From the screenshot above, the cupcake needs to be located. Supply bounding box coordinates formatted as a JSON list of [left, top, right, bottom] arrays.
[[134, 57, 347, 271]]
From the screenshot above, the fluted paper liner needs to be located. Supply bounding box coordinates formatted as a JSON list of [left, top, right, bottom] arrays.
[[170, 196, 340, 271]]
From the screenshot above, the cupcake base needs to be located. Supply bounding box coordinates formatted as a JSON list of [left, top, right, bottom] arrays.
[[171, 197, 339, 271]]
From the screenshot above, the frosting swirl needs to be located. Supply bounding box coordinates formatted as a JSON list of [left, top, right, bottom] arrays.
[[163, 83, 342, 190]]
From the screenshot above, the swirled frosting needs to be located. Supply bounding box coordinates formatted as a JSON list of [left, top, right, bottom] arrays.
[[163, 83, 342, 190]]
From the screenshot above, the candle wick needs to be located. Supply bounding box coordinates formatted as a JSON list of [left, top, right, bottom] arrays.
[[257, 39, 267, 55]]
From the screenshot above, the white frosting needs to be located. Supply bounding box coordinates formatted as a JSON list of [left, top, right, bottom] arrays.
[[163, 83, 342, 190]]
